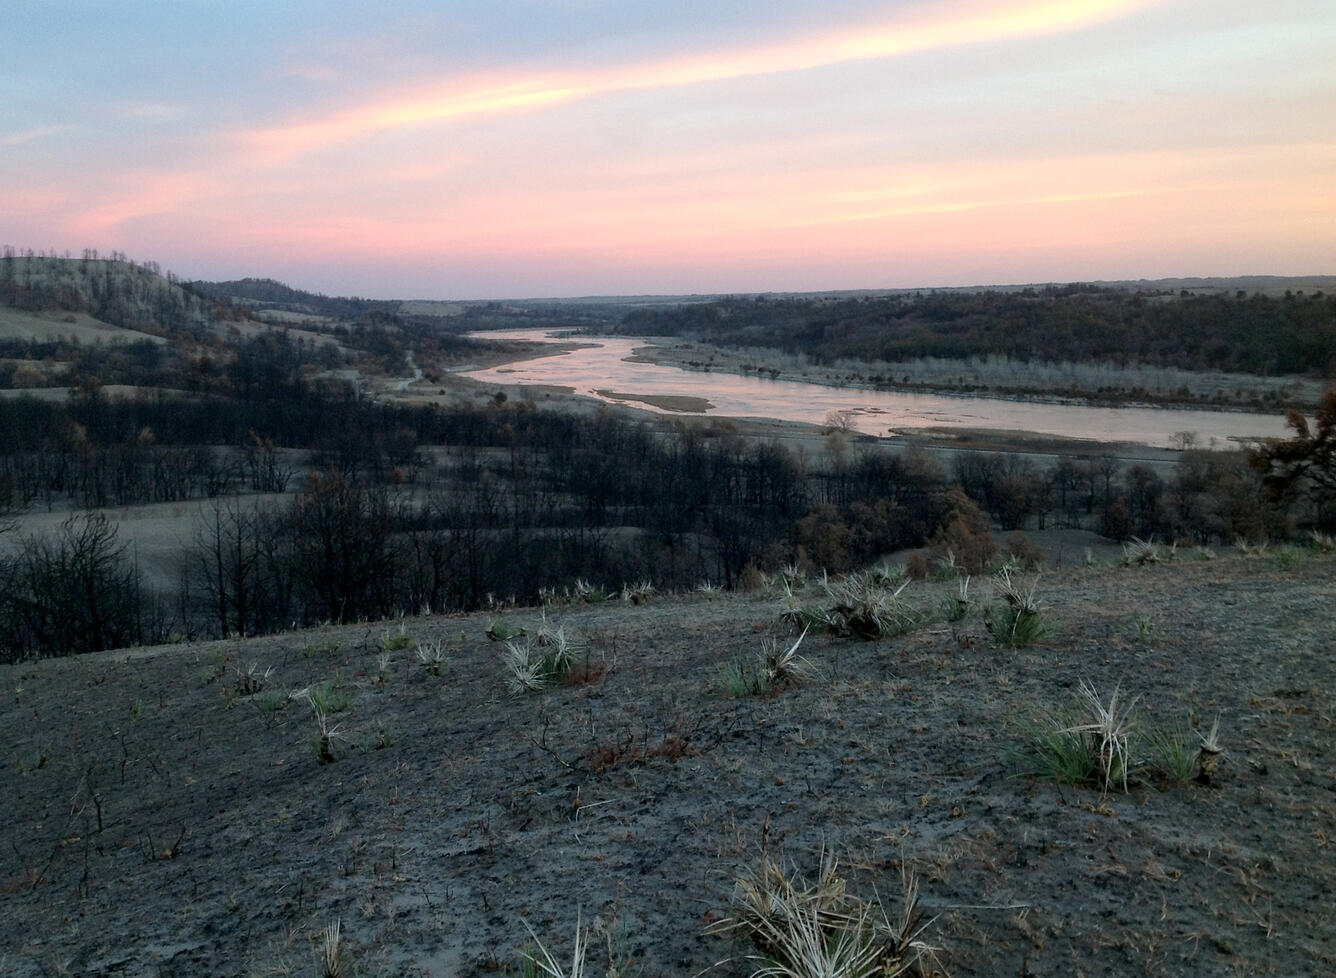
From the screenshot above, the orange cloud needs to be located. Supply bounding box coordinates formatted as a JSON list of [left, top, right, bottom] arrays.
[[244, 0, 1151, 160]]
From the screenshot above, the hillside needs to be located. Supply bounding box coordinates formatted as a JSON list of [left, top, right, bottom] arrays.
[[2, 548, 1332, 977], [0, 254, 233, 338]]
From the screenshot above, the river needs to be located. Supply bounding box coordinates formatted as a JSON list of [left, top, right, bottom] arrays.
[[461, 329, 1291, 449]]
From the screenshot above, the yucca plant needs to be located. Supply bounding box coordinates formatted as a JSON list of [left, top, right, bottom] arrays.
[[1013, 682, 1141, 793], [946, 575, 971, 622], [621, 580, 655, 605], [233, 661, 273, 696], [416, 640, 447, 676], [519, 911, 589, 978], [1122, 537, 1166, 566], [712, 850, 938, 978], [824, 575, 921, 640], [502, 624, 582, 695], [987, 569, 1048, 647], [321, 918, 345, 977], [721, 629, 815, 697], [1195, 714, 1225, 784]]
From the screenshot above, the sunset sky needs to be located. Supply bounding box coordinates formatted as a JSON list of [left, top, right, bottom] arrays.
[[4, 0, 1334, 298]]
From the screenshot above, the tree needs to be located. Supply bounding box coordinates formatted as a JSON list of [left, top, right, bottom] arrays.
[[1249, 382, 1336, 524]]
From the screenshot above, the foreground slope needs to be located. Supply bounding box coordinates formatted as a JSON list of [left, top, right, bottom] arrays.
[[2, 551, 1333, 977]]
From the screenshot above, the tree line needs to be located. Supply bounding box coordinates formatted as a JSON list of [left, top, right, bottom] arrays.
[[3, 375, 1331, 661], [618, 287, 1336, 387]]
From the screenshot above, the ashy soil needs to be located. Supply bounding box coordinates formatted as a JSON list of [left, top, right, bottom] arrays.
[[2, 550, 1333, 977]]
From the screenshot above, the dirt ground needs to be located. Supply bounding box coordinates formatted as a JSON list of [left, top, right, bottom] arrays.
[[1, 548, 1333, 977]]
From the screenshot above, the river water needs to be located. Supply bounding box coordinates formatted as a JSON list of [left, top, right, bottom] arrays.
[[462, 329, 1290, 449]]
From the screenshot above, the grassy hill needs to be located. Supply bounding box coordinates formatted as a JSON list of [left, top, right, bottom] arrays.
[[1, 547, 1332, 977]]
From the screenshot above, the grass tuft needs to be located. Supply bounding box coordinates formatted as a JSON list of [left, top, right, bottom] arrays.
[[987, 569, 1049, 647], [381, 623, 414, 651]]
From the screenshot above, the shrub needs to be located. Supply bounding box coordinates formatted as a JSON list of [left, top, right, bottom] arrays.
[[1003, 530, 1045, 570], [932, 487, 997, 574]]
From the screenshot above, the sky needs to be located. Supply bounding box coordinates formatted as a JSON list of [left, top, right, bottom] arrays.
[[3, 1, 1335, 299]]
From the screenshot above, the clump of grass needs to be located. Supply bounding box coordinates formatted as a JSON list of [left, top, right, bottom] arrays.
[[299, 680, 352, 715], [1134, 615, 1157, 643], [196, 652, 229, 687], [945, 576, 971, 622], [1233, 536, 1269, 556], [1270, 543, 1308, 571], [375, 653, 391, 685], [929, 549, 962, 581], [254, 687, 291, 717], [487, 619, 519, 641], [869, 561, 909, 588], [797, 572, 922, 640], [711, 849, 938, 978], [1016, 690, 1227, 794], [695, 580, 723, 599], [381, 623, 414, 651], [301, 638, 339, 658], [987, 569, 1049, 647], [233, 661, 273, 696], [1310, 529, 1336, 553], [415, 640, 447, 676], [1144, 724, 1198, 784], [1013, 682, 1139, 793]]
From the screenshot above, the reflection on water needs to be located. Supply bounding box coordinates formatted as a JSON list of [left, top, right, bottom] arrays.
[[462, 329, 1289, 448]]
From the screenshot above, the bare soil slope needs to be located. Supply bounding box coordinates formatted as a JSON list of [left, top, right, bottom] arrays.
[[2, 552, 1333, 977]]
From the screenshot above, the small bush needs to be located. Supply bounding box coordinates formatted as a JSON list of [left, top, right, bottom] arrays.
[[1003, 531, 1045, 570]]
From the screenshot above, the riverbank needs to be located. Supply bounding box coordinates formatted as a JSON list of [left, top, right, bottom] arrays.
[[628, 335, 1325, 413]]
